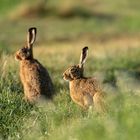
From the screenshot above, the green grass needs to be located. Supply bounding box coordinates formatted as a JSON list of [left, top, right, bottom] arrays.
[[0, 0, 140, 139], [0, 0, 20, 16], [0, 43, 140, 139]]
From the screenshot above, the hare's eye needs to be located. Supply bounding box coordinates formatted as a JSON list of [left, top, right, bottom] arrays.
[[21, 48, 27, 53], [71, 69, 76, 73]]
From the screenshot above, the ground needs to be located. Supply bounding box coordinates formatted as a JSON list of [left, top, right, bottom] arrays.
[[0, 0, 140, 140]]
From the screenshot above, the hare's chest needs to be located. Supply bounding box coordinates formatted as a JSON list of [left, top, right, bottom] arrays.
[[20, 64, 27, 83], [20, 62, 34, 82], [69, 82, 83, 103]]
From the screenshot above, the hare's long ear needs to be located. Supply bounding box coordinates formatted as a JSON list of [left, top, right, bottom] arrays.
[[27, 27, 37, 48], [79, 46, 88, 68]]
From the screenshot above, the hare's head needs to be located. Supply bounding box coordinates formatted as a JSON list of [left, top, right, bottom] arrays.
[[15, 27, 37, 61], [63, 47, 88, 81]]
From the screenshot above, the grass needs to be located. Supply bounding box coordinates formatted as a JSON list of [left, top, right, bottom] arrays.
[[0, 0, 140, 139], [0, 43, 140, 140]]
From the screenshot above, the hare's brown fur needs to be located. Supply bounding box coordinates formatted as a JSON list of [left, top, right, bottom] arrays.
[[63, 47, 106, 112], [15, 27, 54, 102], [70, 77, 101, 109]]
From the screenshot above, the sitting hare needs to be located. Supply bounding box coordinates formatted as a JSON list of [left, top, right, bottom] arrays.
[[15, 27, 54, 102], [63, 47, 106, 112]]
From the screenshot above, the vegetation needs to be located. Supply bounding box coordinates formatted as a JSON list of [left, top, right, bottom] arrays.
[[0, 0, 140, 139]]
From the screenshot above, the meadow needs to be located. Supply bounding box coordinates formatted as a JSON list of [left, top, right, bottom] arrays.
[[0, 0, 140, 140]]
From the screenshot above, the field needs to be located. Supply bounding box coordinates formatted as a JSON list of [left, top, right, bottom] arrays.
[[0, 0, 140, 140]]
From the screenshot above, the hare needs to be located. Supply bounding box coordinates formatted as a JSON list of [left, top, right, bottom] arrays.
[[15, 27, 54, 102], [63, 47, 106, 112]]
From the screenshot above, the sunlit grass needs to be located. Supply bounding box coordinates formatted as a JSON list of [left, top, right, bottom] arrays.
[[0, 42, 140, 139], [0, 0, 140, 139]]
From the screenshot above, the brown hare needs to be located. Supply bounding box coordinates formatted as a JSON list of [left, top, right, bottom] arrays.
[[63, 47, 106, 112], [15, 27, 54, 102]]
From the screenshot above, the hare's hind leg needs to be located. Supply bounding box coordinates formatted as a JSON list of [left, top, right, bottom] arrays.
[[83, 94, 93, 109], [93, 92, 106, 113]]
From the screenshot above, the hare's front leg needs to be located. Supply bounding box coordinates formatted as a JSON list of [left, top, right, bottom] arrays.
[[24, 83, 40, 102]]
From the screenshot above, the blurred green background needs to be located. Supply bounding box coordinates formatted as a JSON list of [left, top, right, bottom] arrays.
[[0, 0, 140, 46], [0, 0, 140, 140]]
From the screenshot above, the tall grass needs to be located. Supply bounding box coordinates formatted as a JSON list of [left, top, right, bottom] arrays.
[[0, 43, 140, 139], [0, 0, 140, 139]]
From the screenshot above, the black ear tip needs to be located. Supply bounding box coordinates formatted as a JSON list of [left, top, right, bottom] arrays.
[[28, 27, 37, 33], [83, 46, 88, 51]]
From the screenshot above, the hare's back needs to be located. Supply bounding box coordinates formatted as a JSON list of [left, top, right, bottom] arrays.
[[78, 77, 101, 95]]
